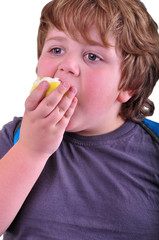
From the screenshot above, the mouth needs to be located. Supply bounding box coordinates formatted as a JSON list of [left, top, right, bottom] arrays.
[[54, 75, 79, 96], [54, 74, 71, 84]]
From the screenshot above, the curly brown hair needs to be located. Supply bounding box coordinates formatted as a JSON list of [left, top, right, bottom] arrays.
[[37, 0, 159, 121]]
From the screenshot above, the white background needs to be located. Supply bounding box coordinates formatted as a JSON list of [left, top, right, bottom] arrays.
[[0, 0, 158, 131], [0, 0, 158, 238]]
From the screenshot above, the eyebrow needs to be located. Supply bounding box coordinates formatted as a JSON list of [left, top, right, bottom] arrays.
[[45, 36, 69, 43], [45, 36, 111, 48]]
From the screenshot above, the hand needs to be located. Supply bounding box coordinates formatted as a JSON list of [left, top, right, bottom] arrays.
[[19, 81, 77, 158]]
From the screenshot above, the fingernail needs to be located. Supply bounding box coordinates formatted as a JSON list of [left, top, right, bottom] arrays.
[[72, 97, 78, 104], [41, 81, 49, 87], [70, 87, 77, 94]]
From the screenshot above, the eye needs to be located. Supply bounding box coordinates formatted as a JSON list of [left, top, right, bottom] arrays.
[[86, 53, 101, 61], [51, 48, 64, 55]]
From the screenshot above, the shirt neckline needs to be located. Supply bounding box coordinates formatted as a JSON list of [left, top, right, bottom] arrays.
[[63, 120, 137, 146]]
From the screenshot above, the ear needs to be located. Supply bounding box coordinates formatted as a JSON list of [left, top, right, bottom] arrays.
[[117, 90, 134, 103]]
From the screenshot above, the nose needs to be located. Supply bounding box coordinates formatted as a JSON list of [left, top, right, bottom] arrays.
[[58, 56, 80, 77]]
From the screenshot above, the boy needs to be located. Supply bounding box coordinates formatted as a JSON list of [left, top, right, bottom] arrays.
[[0, 0, 159, 239]]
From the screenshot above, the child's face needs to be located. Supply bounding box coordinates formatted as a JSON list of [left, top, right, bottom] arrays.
[[37, 27, 131, 135]]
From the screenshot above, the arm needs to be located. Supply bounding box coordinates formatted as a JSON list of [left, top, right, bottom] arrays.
[[0, 81, 77, 235]]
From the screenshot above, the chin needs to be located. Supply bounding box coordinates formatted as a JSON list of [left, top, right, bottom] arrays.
[[65, 122, 78, 133], [65, 119, 84, 134]]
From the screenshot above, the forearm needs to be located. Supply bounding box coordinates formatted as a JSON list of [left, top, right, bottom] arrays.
[[0, 142, 48, 235]]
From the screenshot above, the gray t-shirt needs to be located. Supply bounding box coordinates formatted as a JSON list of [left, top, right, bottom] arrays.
[[1, 117, 159, 240]]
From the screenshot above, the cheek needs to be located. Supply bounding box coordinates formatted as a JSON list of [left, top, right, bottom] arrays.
[[83, 72, 118, 100], [80, 85, 107, 115], [37, 56, 55, 77], [80, 71, 120, 111]]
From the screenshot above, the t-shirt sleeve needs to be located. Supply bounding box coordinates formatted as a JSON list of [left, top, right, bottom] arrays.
[[0, 117, 22, 159]]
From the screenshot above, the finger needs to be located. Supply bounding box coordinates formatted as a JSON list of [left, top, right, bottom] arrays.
[[45, 87, 77, 124], [36, 82, 70, 118], [25, 81, 49, 111], [56, 97, 78, 129], [53, 87, 77, 116]]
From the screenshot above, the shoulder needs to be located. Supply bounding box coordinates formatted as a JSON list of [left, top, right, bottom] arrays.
[[104, 119, 159, 158], [130, 119, 159, 160], [138, 118, 159, 145], [0, 117, 22, 158]]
